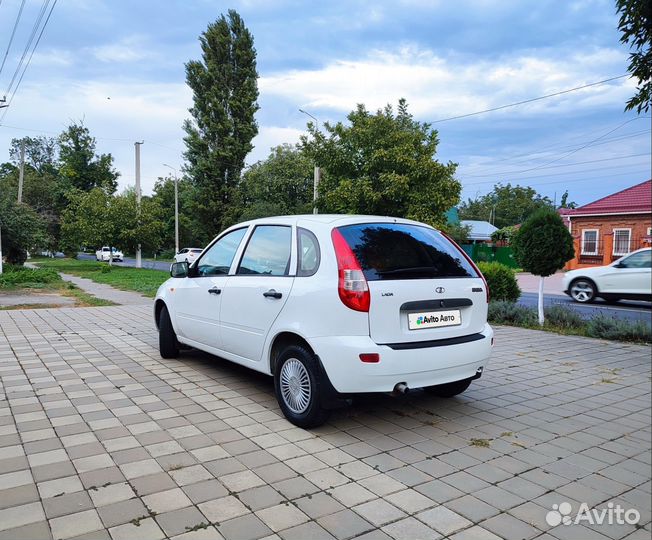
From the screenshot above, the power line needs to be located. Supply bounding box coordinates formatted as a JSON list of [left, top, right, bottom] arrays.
[[430, 74, 629, 123], [0, 0, 26, 78], [0, 0, 58, 125], [461, 152, 650, 179]]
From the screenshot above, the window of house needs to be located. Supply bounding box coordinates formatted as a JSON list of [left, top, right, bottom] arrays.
[[613, 228, 631, 256], [581, 230, 598, 255]]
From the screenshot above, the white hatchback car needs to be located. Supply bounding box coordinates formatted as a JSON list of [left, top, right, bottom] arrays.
[[174, 248, 203, 264], [563, 247, 652, 303], [154, 215, 493, 427]]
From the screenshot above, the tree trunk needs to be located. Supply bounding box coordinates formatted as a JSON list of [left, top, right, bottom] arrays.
[[538, 275, 545, 326]]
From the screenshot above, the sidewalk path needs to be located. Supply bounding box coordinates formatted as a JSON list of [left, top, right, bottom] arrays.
[[517, 271, 566, 296], [58, 272, 152, 305]]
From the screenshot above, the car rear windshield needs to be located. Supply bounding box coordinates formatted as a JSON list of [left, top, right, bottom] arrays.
[[336, 223, 478, 280]]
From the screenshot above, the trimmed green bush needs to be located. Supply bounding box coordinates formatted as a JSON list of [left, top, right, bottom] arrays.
[[477, 262, 521, 302], [586, 314, 651, 344], [488, 301, 537, 326], [0, 267, 61, 287], [544, 305, 585, 330]]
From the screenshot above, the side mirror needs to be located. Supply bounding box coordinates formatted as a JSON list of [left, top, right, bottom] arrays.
[[614, 262, 626, 268], [170, 261, 189, 278]]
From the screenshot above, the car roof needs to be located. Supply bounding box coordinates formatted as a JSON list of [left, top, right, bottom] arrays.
[[233, 214, 434, 228]]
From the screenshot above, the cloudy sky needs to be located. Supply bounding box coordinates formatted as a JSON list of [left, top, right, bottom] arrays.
[[0, 0, 649, 207]]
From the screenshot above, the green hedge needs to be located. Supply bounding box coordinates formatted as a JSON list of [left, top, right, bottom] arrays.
[[0, 266, 62, 287], [488, 301, 651, 344], [477, 262, 520, 302]]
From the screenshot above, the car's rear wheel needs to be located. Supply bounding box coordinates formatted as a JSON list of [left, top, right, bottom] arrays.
[[569, 278, 597, 303], [424, 378, 473, 397], [159, 305, 179, 359], [274, 345, 330, 428]]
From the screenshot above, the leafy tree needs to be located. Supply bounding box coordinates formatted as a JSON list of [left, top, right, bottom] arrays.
[[151, 176, 197, 250], [10, 136, 59, 175], [616, 0, 651, 113], [302, 99, 460, 227], [490, 225, 518, 245], [0, 199, 47, 265], [59, 122, 119, 194], [443, 222, 471, 244], [512, 208, 574, 325], [183, 9, 259, 239], [237, 144, 313, 221], [459, 183, 552, 229], [558, 190, 577, 209], [112, 190, 165, 256]]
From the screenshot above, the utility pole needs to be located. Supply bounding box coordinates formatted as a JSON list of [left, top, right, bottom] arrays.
[[0, 224, 3, 275], [17, 141, 25, 203], [163, 164, 179, 254], [135, 141, 144, 268], [299, 108, 321, 214]]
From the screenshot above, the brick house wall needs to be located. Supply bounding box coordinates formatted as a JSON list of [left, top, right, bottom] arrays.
[[566, 213, 652, 269]]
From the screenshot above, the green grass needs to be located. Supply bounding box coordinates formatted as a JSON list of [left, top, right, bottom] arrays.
[[32, 258, 169, 298]]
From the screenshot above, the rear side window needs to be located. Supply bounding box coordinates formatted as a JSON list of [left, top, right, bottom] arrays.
[[336, 223, 478, 280], [237, 225, 292, 276], [297, 228, 320, 277]]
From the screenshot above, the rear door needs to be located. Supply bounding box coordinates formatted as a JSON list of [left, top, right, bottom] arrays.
[[336, 223, 487, 345], [219, 225, 295, 362]]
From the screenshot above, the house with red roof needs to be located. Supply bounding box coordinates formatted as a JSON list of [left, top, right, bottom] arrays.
[[564, 179, 652, 269]]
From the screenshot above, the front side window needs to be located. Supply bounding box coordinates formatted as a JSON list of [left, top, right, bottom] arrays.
[[197, 228, 247, 276], [581, 230, 598, 255], [336, 223, 478, 280], [613, 229, 631, 256], [237, 226, 292, 276], [620, 250, 651, 269]]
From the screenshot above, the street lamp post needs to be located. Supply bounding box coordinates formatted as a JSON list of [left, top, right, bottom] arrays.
[[299, 108, 321, 215], [163, 164, 179, 254]]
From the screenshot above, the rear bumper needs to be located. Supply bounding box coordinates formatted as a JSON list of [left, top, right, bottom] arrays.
[[311, 323, 494, 393]]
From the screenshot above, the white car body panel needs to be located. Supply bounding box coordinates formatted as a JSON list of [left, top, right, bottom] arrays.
[[156, 215, 493, 393], [563, 247, 651, 300]]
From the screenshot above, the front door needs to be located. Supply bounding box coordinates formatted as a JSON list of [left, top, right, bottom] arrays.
[[604, 250, 652, 295], [174, 228, 248, 348], [220, 225, 294, 362]]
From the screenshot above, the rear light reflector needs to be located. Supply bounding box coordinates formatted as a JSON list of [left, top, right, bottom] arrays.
[[359, 353, 380, 363], [331, 229, 370, 312]]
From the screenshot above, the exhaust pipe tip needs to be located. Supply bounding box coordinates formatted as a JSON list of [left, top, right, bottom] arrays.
[[393, 382, 409, 395]]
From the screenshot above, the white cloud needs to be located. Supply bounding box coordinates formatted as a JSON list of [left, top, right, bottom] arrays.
[[260, 45, 633, 120], [92, 36, 152, 63]]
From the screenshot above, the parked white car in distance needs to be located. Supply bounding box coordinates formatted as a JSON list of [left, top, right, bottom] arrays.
[[563, 247, 651, 303], [154, 215, 493, 427], [174, 248, 203, 264], [96, 247, 124, 262]]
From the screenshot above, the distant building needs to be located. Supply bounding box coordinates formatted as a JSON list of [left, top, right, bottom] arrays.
[[563, 179, 652, 269], [460, 220, 498, 243]]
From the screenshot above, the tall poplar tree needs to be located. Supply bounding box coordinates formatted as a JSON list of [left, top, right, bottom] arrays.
[[183, 10, 259, 239]]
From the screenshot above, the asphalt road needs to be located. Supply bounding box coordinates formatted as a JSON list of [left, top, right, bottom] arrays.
[[518, 291, 651, 324], [78, 253, 172, 271], [79, 253, 651, 325]]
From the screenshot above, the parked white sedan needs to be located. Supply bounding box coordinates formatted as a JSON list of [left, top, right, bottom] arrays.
[[563, 247, 651, 303], [174, 248, 203, 264]]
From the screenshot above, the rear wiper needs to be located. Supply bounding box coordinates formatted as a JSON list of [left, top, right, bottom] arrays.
[[377, 266, 438, 276]]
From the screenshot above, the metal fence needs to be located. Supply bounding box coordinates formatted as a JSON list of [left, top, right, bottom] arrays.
[[461, 244, 519, 268]]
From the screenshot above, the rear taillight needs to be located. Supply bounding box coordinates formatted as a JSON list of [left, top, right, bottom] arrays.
[[441, 231, 490, 303], [331, 229, 370, 312]]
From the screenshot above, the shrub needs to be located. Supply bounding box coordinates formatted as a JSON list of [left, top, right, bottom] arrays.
[[544, 305, 585, 330], [488, 301, 537, 326], [0, 267, 61, 287], [477, 262, 521, 302], [586, 314, 651, 344]]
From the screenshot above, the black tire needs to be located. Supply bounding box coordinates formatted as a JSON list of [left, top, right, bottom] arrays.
[[274, 345, 330, 428], [425, 378, 473, 398], [159, 305, 179, 359], [569, 278, 597, 303]]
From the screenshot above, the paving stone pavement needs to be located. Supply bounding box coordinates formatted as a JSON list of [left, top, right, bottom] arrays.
[[0, 305, 650, 540]]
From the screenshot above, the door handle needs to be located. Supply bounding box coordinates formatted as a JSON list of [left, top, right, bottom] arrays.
[[208, 287, 221, 295], [263, 289, 282, 299]]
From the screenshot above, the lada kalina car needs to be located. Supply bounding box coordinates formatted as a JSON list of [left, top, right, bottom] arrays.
[[155, 215, 493, 427]]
